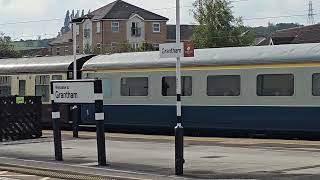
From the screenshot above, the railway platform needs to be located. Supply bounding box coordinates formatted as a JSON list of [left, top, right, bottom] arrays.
[[1, 131, 320, 179]]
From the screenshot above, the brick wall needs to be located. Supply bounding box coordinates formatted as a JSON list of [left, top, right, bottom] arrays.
[[103, 20, 127, 46], [51, 43, 73, 56], [145, 21, 167, 44], [92, 21, 103, 52]]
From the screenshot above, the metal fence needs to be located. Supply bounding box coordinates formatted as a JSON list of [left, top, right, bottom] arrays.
[[0, 96, 42, 142]]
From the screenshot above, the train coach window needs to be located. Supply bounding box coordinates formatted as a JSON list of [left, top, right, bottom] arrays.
[[312, 74, 320, 96], [207, 75, 240, 96], [35, 75, 50, 102], [0, 76, 11, 97], [102, 79, 111, 97], [162, 76, 192, 96], [52, 75, 63, 80], [121, 77, 148, 96], [257, 74, 294, 96]]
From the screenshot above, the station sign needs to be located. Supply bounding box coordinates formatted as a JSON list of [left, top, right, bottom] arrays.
[[160, 43, 184, 58], [160, 42, 194, 58], [51, 80, 95, 104]]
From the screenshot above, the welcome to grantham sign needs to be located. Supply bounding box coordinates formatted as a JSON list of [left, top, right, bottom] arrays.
[[51, 80, 96, 104]]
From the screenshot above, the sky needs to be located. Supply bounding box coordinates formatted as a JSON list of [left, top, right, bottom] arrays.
[[0, 0, 319, 40]]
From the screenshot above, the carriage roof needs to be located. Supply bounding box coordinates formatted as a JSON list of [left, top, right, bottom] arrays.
[[82, 43, 320, 71], [0, 55, 93, 74]]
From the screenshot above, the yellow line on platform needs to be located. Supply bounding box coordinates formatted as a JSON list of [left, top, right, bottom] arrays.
[[43, 130, 320, 146]]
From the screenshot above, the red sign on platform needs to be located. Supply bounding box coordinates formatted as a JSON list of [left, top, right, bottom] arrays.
[[184, 42, 195, 57]]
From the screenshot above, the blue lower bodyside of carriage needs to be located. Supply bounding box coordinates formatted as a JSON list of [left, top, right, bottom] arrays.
[[80, 105, 320, 135]]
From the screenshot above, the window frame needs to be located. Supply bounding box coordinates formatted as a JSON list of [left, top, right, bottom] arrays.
[[76, 24, 80, 35], [256, 74, 294, 97], [161, 76, 193, 97], [96, 22, 101, 33], [312, 73, 320, 96], [56, 47, 60, 55], [206, 75, 241, 97], [64, 46, 69, 54], [120, 77, 149, 97], [35, 75, 50, 102], [152, 22, 161, 33], [111, 22, 120, 32], [0, 76, 12, 97]]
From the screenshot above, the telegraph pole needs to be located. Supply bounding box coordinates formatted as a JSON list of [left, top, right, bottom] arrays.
[[175, 0, 184, 175]]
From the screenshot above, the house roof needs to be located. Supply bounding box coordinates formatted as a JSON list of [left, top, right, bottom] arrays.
[[88, 0, 168, 21], [49, 31, 72, 46], [167, 25, 195, 41], [257, 24, 320, 46]]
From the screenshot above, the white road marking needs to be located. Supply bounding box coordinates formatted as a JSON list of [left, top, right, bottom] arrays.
[[39, 177, 50, 180], [0, 171, 8, 175], [0, 175, 33, 177]]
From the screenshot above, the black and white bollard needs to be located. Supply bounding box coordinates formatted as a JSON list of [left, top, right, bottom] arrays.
[[52, 102, 63, 161], [94, 80, 107, 166], [72, 105, 79, 138]]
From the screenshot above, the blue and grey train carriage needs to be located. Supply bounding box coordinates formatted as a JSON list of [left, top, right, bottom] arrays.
[[0, 55, 94, 127], [81, 43, 320, 138]]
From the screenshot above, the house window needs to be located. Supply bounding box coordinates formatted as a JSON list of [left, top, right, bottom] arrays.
[[76, 25, 80, 35], [96, 22, 101, 33], [76, 45, 80, 54], [111, 22, 119, 32], [131, 22, 141, 37], [162, 76, 192, 96], [56, 47, 60, 56], [121, 77, 148, 96], [111, 42, 118, 49], [84, 29, 90, 38], [65, 46, 69, 55], [97, 43, 101, 49], [153, 43, 159, 50], [35, 75, 50, 102], [131, 43, 139, 50], [257, 74, 294, 96], [153, 22, 160, 32], [207, 75, 240, 96], [0, 76, 11, 97]]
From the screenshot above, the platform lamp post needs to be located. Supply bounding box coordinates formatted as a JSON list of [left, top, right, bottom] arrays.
[[175, 0, 184, 175]]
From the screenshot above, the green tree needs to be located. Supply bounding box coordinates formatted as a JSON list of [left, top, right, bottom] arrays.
[[0, 33, 21, 58], [140, 42, 155, 51], [83, 43, 92, 54], [192, 0, 254, 48]]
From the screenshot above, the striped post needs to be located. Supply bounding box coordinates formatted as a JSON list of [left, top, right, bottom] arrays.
[[175, 0, 184, 175], [94, 80, 107, 166], [51, 84, 63, 161]]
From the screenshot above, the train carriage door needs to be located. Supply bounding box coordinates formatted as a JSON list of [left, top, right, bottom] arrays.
[[19, 80, 26, 96]]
